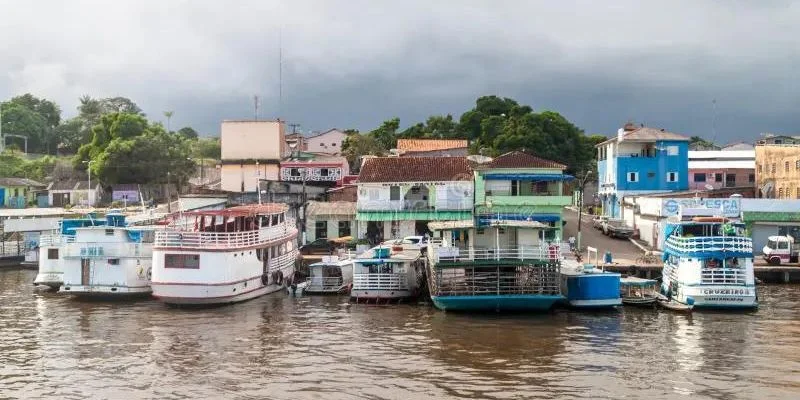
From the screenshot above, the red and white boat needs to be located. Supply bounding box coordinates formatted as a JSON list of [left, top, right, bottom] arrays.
[[151, 204, 298, 305]]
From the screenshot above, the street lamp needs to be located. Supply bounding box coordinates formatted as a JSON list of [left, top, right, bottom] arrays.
[[286, 138, 307, 245], [576, 170, 592, 252]]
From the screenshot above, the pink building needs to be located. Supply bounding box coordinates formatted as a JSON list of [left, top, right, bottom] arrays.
[[688, 150, 755, 190]]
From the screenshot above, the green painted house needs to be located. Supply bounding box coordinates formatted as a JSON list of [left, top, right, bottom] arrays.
[[473, 151, 573, 241], [0, 177, 46, 208]]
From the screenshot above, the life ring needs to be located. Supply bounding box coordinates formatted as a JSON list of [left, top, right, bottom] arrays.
[[261, 273, 269, 286], [271, 270, 284, 286]]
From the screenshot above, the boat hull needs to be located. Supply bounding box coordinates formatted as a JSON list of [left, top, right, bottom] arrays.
[[350, 289, 415, 302], [59, 284, 152, 297], [662, 284, 757, 309], [153, 279, 286, 305], [33, 271, 63, 289], [431, 294, 563, 311], [561, 272, 621, 309]]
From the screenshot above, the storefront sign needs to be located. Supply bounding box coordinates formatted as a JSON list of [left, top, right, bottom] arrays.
[[660, 198, 741, 217]]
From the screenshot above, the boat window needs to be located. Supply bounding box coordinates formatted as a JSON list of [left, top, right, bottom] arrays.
[[48, 249, 59, 260], [108, 258, 120, 265], [256, 248, 263, 261], [105, 229, 115, 236], [165, 254, 200, 269], [271, 215, 279, 225]]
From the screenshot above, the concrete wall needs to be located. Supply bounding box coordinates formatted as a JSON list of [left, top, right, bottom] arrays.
[[306, 217, 358, 241], [306, 130, 346, 154], [221, 121, 286, 160], [689, 168, 754, 190], [755, 144, 800, 198], [220, 164, 280, 192]]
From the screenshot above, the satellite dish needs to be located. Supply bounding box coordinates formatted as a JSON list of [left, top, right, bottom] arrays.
[[704, 184, 714, 191]]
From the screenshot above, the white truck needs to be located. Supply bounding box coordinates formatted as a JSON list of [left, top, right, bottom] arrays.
[[763, 235, 799, 265]]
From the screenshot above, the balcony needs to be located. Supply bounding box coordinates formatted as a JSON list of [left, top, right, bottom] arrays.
[[357, 199, 472, 212], [154, 218, 297, 250], [665, 236, 753, 255], [430, 244, 564, 264], [484, 194, 572, 207]]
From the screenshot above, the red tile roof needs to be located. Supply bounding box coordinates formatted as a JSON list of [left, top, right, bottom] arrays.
[[396, 139, 468, 152], [484, 151, 566, 169], [358, 157, 473, 182]]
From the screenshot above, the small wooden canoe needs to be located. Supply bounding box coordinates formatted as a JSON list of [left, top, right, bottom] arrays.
[[622, 296, 657, 306], [656, 294, 693, 312]]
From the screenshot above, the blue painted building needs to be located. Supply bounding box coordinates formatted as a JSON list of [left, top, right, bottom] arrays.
[[596, 124, 690, 218]]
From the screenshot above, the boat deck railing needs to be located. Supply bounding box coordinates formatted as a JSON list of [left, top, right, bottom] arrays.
[[306, 276, 345, 291], [701, 268, 747, 285], [63, 242, 153, 258], [665, 235, 752, 254], [154, 219, 296, 249], [352, 273, 409, 291], [268, 251, 297, 271], [39, 234, 74, 247], [430, 244, 564, 263], [430, 264, 561, 297]]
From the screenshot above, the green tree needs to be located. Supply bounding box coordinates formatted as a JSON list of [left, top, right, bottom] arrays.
[[342, 132, 385, 172], [192, 137, 221, 159], [689, 135, 717, 150], [55, 118, 85, 154], [370, 117, 401, 150], [1, 94, 62, 154], [102, 97, 143, 115], [92, 128, 194, 185], [177, 126, 199, 140], [0, 149, 56, 181]]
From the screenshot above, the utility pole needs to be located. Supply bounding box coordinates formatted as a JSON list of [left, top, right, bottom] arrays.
[[576, 170, 592, 251], [254, 95, 260, 120]]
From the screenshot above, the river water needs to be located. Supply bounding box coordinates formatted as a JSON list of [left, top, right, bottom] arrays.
[[1, 268, 799, 400]]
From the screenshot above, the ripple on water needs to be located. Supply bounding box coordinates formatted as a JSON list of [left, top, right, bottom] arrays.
[[2, 269, 800, 399]]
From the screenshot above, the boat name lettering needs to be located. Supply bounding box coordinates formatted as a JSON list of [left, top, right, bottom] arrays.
[[704, 297, 746, 302], [701, 288, 750, 296]]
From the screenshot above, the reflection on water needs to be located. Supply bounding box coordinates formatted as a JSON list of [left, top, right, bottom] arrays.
[[2, 268, 800, 399]]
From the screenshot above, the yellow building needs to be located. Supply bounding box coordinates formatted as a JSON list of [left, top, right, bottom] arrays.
[[220, 120, 288, 192], [755, 144, 800, 199]]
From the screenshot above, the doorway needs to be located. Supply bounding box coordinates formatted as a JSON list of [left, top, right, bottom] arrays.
[[81, 258, 91, 285]]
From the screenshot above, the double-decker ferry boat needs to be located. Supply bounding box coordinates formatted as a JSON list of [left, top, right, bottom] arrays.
[[425, 220, 563, 312], [60, 213, 155, 297], [150, 204, 298, 305], [34, 214, 107, 290], [661, 207, 757, 309], [351, 242, 425, 303]]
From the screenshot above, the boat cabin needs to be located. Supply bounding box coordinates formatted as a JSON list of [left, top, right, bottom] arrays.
[[306, 256, 353, 293]]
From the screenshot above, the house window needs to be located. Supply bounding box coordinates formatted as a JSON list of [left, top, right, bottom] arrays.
[[779, 188, 784, 198], [108, 258, 120, 265], [796, 160, 800, 170], [164, 254, 200, 269], [13, 188, 19, 197], [410, 187, 420, 194], [667, 172, 678, 182], [534, 181, 548, 193], [786, 161, 790, 172], [726, 174, 736, 187], [797, 187, 800, 199], [667, 146, 679, 156], [320, 168, 329, 177], [693, 173, 706, 182], [390, 220, 400, 237], [338, 220, 351, 237], [772, 163, 776, 174], [714, 173, 723, 182], [757, 164, 762, 173], [315, 221, 328, 239], [290, 168, 300, 177], [389, 186, 400, 200], [749, 174, 755, 183], [627, 172, 639, 182], [511, 180, 519, 196], [48, 249, 59, 260], [332, 143, 337, 147]]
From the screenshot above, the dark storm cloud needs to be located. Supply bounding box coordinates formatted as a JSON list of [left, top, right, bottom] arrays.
[[2, 0, 799, 142]]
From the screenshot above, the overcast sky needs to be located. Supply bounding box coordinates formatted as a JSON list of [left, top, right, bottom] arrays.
[[2, 0, 799, 142]]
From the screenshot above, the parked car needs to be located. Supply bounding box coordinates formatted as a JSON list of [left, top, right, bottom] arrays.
[[602, 219, 634, 239], [300, 239, 341, 256], [592, 216, 609, 230]]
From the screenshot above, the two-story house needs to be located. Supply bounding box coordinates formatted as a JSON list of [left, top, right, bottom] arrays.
[[688, 150, 755, 191], [279, 154, 350, 185], [472, 151, 572, 243], [356, 157, 473, 242], [597, 124, 689, 217], [755, 143, 800, 199]]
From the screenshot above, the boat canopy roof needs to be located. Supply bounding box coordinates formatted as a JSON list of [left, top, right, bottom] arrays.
[[620, 277, 658, 287], [179, 204, 288, 218]]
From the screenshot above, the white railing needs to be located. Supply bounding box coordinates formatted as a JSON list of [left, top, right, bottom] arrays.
[[306, 276, 345, 291], [268, 251, 297, 272], [431, 264, 561, 297], [154, 219, 296, 249], [701, 268, 747, 285], [353, 273, 408, 291], [665, 236, 752, 254], [39, 234, 75, 247], [431, 244, 563, 263], [1, 241, 24, 257], [63, 242, 153, 258]]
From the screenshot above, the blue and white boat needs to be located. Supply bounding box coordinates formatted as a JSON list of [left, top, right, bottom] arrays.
[[560, 261, 622, 308], [33, 214, 108, 290], [425, 220, 563, 312], [351, 242, 425, 303], [661, 206, 757, 309]]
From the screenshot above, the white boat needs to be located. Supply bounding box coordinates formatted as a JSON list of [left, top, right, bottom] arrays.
[[302, 255, 353, 295], [351, 243, 425, 303], [661, 206, 757, 309], [34, 215, 107, 290], [60, 214, 154, 297], [151, 204, 298, 306]]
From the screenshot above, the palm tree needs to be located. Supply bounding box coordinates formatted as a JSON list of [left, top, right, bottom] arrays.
[[163, 111, 174, 132]]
